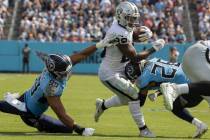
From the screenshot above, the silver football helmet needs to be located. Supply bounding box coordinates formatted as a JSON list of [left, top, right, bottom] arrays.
[[115, 1, 140, 31]]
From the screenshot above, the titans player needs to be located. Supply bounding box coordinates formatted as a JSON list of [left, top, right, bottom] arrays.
[[0, 39, 111, 135], [125, 57, 210, 138], [124, 57, 189, 106], [125, 56, 208, 138]]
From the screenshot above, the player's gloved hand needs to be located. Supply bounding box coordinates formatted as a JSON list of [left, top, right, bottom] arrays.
[[96, 34, 118, 48], [138, 26, 153, 42], [148, 93, 158, 102], [73, 124, 95, 136], [82, 128, 95, 136], [152, 39, 165, 51]]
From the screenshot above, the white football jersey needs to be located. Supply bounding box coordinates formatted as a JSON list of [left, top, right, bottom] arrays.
[[99, 20, 134, 81], [199, 40, 210, 48], [182, 41, 210, 82]]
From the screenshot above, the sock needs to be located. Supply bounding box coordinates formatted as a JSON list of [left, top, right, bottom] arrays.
[[192, 118, 202, 127], [175, 84, 189, 95], [104, 96, 125, 108], [128, 100, 145, 128]]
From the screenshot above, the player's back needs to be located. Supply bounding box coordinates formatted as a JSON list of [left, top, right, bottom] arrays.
[[24, 69, 66, 116], [99, 20, 134, 81], [137, 58, 190, 90]]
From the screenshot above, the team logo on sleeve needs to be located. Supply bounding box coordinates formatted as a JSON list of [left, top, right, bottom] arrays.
[[46, 80, 59, 96]]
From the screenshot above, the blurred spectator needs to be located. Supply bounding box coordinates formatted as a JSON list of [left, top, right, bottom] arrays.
[[169, 47, 179, 63], [19, 0, 187, 43], [18, 0, 115, 42], [22, 43, 31, 73], [0, 0, 10, 39], [196, 0, 210, 40]]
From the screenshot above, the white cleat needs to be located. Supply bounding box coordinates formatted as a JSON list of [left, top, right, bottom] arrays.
[[94, 98, 104, 122], [82, 128, 95, 136], [160, 83, 178, 110], [140, 127, 156, 138], [193, 123, 208, 138]]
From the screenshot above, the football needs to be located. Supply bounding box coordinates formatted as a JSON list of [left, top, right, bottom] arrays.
[[133, 27, 147, 42]]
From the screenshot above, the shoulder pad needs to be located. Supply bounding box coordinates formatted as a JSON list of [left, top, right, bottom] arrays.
[[125, 62, 141, 81]]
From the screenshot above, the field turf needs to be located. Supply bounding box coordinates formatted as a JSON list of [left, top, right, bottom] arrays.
[[0, 73, 209, 140]]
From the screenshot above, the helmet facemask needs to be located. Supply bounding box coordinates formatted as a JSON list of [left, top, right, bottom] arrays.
[[125, 14, 140, 30], [53, 68, 72, 81], [116, 1, 140, 31]]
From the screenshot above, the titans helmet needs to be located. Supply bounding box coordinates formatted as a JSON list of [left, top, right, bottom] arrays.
[[36, 51, 72, 80], [125, 60, 147, 81]]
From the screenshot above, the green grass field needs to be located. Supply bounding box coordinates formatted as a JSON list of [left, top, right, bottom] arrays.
[[0, 73, 210, 140]]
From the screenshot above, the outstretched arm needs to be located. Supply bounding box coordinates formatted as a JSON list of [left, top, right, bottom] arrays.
[[47, 96, 75, 128], [70, 45, 97, 65], [69, 34, 118, 65]]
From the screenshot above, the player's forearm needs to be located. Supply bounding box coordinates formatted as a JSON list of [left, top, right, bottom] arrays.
[[70, 45, 97, 65], [135, 47, 155, 61], [57, 113, 86, 135], [57, 113, 75, 128]]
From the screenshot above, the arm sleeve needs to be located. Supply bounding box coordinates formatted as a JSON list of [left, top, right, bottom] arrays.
[[43, 80, 63, 97]]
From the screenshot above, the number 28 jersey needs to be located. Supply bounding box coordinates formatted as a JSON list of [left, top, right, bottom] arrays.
[[136, 58, 190, 90], [99, 20, 134, 81], [24, 69, 66, 117]]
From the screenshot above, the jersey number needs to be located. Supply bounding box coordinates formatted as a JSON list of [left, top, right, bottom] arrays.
[[151, 64, 177, 78]]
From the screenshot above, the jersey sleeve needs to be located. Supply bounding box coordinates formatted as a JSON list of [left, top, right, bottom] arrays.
[[42, 79, 63, 97]]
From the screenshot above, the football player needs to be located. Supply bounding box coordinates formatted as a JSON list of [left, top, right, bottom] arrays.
[[125, 57, 209, 138], [160, 40, 210, 138], [0, 39, 111, 135], [95, 1, 165, 137]]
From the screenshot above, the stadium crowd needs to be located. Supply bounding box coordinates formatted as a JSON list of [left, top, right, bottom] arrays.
[[0, 0, 10, 39], [195, 0, 210, 40], [19, 0, 187, 43]]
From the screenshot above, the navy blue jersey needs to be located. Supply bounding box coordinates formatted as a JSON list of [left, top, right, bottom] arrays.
[[136, 58, 190, 90], [24, 69, 66, 116]]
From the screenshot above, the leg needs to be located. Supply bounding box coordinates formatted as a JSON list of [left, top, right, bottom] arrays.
[[21, 114, 73, 133], [0, 100, 25, 115], [38, 114, 73, 133], [22, 61, 25, 73], [26, 62, 29, 73], [172, 95, 208, 138], [172, 96, 196, 123], [162, 81, 210, 110], [188, 81, 210, 96], [95, 74, 155, 137], [138, 92, 147, 107]]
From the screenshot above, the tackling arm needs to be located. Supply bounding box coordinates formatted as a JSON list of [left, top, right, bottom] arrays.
[[69, 45, 97, 65], [69, 34, 118, 65], [47, 96, 75, 128]]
